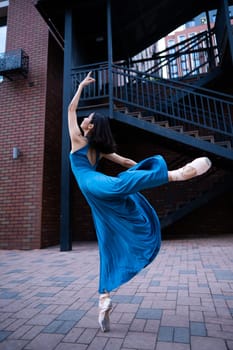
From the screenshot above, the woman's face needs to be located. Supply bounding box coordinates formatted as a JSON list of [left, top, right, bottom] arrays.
[[80, 113, 94, 133]]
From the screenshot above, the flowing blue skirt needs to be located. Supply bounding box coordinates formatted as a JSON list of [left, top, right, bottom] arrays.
[[70, 150, 168, 293]]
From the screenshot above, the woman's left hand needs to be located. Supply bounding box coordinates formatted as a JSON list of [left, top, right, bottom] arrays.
[[80, 71, 95, 87]]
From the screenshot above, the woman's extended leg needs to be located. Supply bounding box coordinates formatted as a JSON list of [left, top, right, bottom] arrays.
[[168, 157, 211, 182], [98, 292, 113, 332]]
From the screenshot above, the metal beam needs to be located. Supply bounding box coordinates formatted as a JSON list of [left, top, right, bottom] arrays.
[[107, 0, 113, 118], [60, 7, 72, 251], [113, 111, 233, 161]]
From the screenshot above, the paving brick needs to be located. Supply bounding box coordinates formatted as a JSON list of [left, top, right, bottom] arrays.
[[55, 343, 87, 350], [24, 333, 64, 350], [136, 308, 162, 320], [0, 238, 233, 350], [0, 339, 29, 350], [158, 326, 173, 342], [226, 340, 233, 350], [77, 328, 98, 344], [129, 319, 146, 332], [191, 336, 227, 350], [190, 322, 207, 336], [161, 314, 189, 327], [144, 319, 160, 333], [104, 338, 124, 350], [85, 336, 108, 350], [62, 327, 85, 343], [123, 331, 157, 349], [156, 341, 190, 350], [174, 327, 190, 343], [0, 330, 12, 342]]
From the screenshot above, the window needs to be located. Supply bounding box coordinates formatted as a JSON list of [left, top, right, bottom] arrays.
[[0, 2, 8, 82], [0, 17, 7, 52], [200, 17, 207, 24], [187, 19, 196, 28], [167, 39, 175, 47]]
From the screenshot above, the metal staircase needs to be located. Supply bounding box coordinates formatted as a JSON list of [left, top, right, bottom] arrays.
[[111, 64, 233, 160], [73, 61, 233, 162], [72, 62, 233, 228]]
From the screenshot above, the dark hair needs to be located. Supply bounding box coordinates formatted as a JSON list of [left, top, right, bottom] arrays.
[[87, 112, 117, 154]]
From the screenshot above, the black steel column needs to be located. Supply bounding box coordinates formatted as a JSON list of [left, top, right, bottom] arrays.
[[205, 10, 215, 70], [60, 8, 72, 251], [107, 0, 113, 118]]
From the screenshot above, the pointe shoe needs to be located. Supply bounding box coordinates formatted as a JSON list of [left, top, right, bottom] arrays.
[[170, 157, 212, 181], [98, 293, 113, 332]]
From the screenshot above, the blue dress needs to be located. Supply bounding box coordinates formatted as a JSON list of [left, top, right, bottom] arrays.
[[70, 144, 168, 293]]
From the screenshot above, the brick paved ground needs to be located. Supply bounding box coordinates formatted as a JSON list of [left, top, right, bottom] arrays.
[[0, 235, 233, 350]]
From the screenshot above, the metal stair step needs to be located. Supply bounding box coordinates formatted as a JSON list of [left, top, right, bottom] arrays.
[[114, 106, 129, 113], [199, 135, 215, 143], [183, 130, 199, 137], [169, 125, 184, 132], [215, 140, 232, 149], [126, 111, 142, 118], [154, 120, 169, 127], [140, 116, 155, 122]]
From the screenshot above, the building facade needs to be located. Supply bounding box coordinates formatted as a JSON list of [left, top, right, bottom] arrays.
[[0, 1, 232, 250], [0, 0, 63, 249]]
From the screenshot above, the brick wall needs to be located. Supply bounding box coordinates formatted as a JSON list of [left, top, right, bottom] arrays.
[[0, 0, 61, 249], [0, 1, 232, 249]]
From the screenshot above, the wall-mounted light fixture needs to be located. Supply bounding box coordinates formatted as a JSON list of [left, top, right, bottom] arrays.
[[12, 147, 21, 160]]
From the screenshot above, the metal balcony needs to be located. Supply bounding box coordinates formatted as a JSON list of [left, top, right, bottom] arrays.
[[0, 49, 29, 81]]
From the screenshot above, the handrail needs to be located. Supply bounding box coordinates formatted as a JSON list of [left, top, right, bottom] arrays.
[[72, 61, 233, 101], [112, 64, 233, 102], [118, 30, 219, 80], [71, 63, 233, 145], [149, 30, 218, 79], [111, 65, 233, 140]]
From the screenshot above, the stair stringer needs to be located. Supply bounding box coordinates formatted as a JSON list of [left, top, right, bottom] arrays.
[[160, 171, 233, 229], [113, 110, 233, 161]]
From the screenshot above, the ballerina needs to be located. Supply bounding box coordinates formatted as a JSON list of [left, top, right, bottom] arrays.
[[68, 71, 211, 332]]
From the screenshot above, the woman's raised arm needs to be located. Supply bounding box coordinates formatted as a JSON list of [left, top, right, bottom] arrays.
[[68, 71, 95, 144]]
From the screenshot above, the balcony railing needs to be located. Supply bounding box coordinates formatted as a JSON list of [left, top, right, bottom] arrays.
[[0, 49, 29, 80]]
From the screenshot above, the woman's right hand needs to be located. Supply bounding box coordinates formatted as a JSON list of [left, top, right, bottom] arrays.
[[80, 71, 95, 87]]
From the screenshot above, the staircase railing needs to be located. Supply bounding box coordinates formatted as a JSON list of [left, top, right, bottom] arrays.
[[126, 29, 219, 80], [71, 63, 233, 146], [112, 64, 233, 144]]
